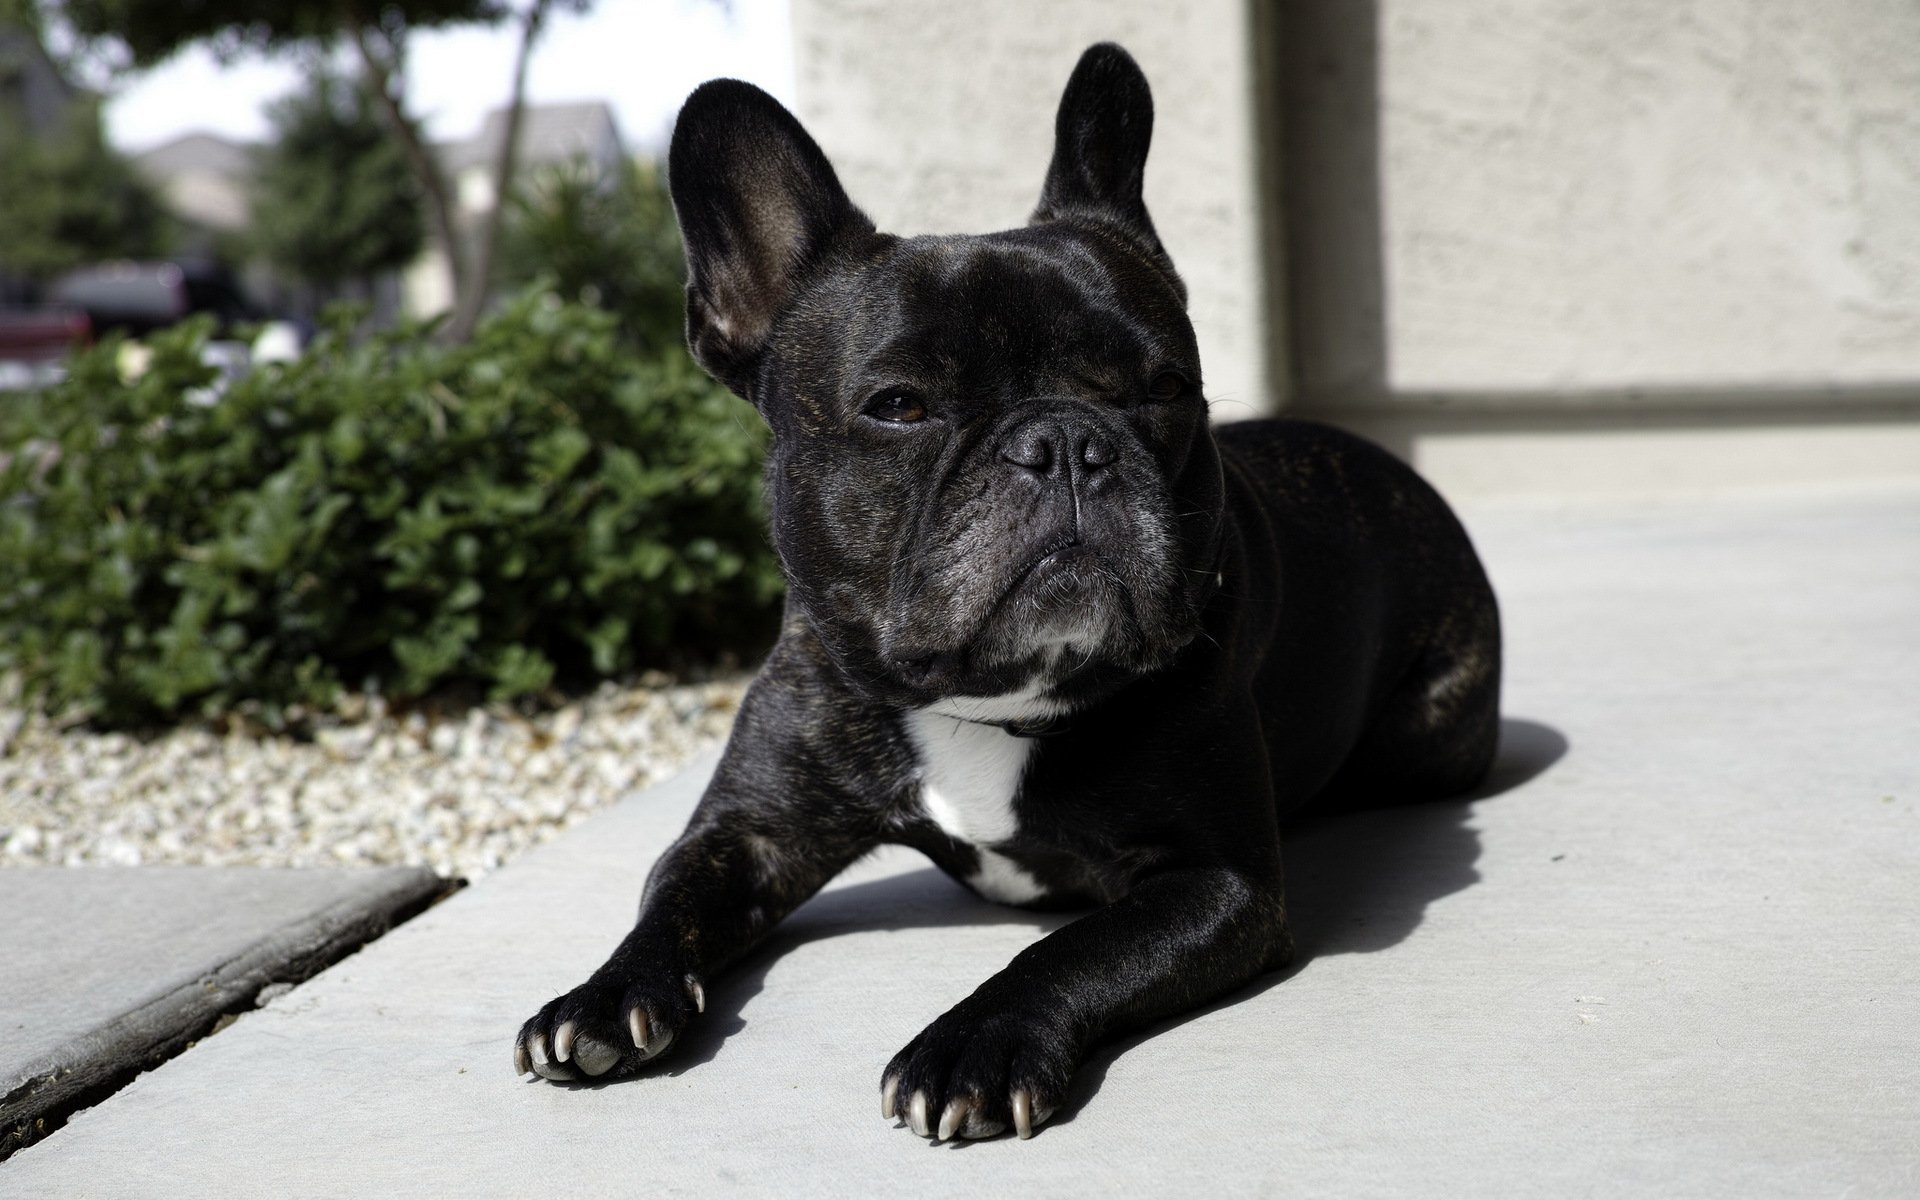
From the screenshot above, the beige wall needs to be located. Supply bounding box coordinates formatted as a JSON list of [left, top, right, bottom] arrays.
[[791, 0, 1284, 417], [1284, 0, 1920, 403]]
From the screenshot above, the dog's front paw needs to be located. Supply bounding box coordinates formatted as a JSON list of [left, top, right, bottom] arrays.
[[881, 1002, 1078, 1141], [514, 970, 705, 1083]]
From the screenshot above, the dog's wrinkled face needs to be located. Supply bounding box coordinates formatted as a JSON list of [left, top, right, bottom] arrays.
[[768, 230, 1221, 708], [670, 51, 1222, 709]]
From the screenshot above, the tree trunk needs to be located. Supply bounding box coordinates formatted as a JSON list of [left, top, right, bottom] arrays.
[[443, 0, 554, 343], [347, 22, 467, 325]]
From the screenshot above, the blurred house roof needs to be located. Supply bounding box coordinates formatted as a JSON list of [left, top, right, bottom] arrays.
[[133, 133, 255, 232], [130, 101, 625, 235], [442, 101, 624, 176], [134, 101, 625, 188], [134, 132, 253, 179]]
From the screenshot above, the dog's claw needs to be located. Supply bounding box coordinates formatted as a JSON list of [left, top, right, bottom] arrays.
[[909, 1090, 931, 1138], [881, 1074, 900, 1120], [687, 976, 706, 1014], [938, 1098, 969, 1142], [628, 1006, 649, 1051], [1008, 1089, 1056, 1139], [554, 1020, 575, 1063], [513, 1040, 530, 1076], [527, 1031, 570, 1081]]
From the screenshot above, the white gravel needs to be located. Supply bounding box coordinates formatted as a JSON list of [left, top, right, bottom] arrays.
[[0, 672, 747, 880]]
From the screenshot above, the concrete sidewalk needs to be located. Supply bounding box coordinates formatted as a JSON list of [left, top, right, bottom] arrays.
[[7, 484, 1918, 1196], [1, 866, 442, 1157]]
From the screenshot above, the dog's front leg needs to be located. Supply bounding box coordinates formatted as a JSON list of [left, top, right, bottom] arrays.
[[515, 768, 873, 1083], [884, 863, 1292, 1140]]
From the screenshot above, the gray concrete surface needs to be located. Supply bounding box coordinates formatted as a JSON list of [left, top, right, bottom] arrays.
[[6, 484, 1918, 1196], [1, 866, 442, 1154]]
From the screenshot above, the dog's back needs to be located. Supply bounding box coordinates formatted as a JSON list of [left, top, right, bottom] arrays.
[[1216, 417, 1502, 819]]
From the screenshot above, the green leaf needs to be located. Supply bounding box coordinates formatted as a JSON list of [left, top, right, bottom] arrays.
[[487, 643, 555, 702]]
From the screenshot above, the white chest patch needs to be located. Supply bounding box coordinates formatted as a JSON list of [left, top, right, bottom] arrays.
[[904, 708, 1049, 905]]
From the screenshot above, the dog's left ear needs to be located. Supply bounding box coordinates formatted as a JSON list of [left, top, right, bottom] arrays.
[[669, 80, 874, 401], [1031, 43, 1181, 298]]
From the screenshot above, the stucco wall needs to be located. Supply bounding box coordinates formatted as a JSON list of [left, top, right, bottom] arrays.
[[1285, 0, 1920, 402], [790, 0, 1283, 415]]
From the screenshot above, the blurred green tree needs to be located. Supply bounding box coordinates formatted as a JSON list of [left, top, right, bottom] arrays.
[[0, 99, 167, 281], [49, 0, 586, 340], [250, 69, 424, 302], [497, 158, 686, 354]]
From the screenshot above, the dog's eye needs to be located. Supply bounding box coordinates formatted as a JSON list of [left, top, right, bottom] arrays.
[[1146, 371, 1189, 402], [865, 390, 928, 423]]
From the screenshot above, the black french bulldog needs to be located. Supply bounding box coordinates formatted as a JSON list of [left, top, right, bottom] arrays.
[[515, 43, 1500, 1141]]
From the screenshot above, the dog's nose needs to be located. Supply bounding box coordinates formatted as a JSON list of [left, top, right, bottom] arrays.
[[1001, 418, 1116, 477]]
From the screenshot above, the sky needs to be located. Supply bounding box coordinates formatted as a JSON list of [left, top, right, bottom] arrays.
[[102, 0, 795, 155]]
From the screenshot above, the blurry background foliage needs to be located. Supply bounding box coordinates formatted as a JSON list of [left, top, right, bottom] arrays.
[[249, 68, 426, 303], [498, 157, 685, 357], [0, 99, 169, 282], [48, 0, 587, 342], [48, 0, 499, 66], [0, 293, 782, 729], [1, 1, 784, 730]]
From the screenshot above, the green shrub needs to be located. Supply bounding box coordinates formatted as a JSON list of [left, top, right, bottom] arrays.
[[498, 157, 686, 355], [0, 290, 782, 727]]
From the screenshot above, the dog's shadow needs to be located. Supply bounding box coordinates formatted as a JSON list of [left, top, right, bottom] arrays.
[[584, 716, 1569, 1123], [1284, 715, 1569, 959], [1060, 716, 1568, 1128]]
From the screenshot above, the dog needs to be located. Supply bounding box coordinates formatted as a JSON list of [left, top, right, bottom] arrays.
[[515, 42, 1501, 1142]]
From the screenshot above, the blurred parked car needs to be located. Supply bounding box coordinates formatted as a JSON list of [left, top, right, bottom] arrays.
[[0, 307, 91, 390], [50, 259, 257, 339], [1, 260, 310, 394]]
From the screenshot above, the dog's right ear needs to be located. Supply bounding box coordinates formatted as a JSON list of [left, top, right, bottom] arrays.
[[668, 80, 873, 401], [1033, 46, 1166, 258]]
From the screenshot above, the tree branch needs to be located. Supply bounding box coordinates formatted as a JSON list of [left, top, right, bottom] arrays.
[[347, 20, 467, 313], [444, 0, 553, 343]]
